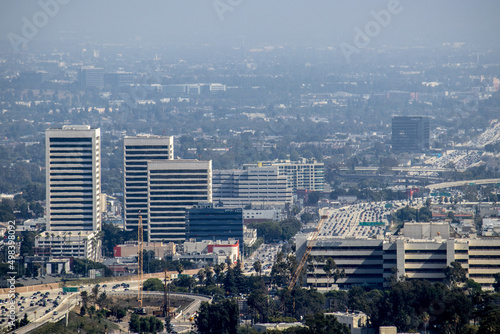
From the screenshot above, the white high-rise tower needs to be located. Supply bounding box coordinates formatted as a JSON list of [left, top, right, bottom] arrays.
[[45, 125, 101, 232]]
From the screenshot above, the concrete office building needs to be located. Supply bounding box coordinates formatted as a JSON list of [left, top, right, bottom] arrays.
[[79, 66, 104, 89], [213, 166, 292, 207], [104, 71, 134, 87], [187, 203, 244, 250], [301, 237, 386, 289], [123, 135, 174, 232], [391, 116, 430, 152], [244, 159, 325, 192], [297, 229, 500, 290], [46, 125, 101, 233], [147, 160, 212, 242]]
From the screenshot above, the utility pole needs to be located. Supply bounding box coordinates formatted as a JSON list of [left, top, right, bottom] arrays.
[[138, 214, 144, 309], [163, 270, 170, 317]]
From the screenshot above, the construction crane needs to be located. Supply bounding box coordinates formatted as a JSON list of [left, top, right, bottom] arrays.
[[287, 214, 328, 290], [138, 214, 144, 308], [163, 270, 170, 318]]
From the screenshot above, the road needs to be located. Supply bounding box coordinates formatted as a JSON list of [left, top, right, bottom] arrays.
[[243, 242, 282, 276], [0, 280, 211, 334], [425, 178, 500, 190]]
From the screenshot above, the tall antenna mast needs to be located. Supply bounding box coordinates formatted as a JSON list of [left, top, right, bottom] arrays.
[[138, 213, 143, 308]]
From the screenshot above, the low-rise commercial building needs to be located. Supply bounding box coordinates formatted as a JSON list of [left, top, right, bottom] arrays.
[[113, 241, 176, 259], [173, 239, 240, 265], [325, 311, 374, 334]]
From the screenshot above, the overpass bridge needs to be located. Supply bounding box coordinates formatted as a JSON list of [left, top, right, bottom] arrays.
[[426, 178, 500, 191]]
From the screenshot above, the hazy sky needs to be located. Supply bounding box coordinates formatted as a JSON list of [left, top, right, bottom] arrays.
[[1, 0, 499, 51]]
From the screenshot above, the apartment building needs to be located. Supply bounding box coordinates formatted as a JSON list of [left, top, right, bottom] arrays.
[[244, 159, 325, 192]]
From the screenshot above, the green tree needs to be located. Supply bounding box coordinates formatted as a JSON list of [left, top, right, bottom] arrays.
[[478, 309, 500, 334], [205, 266, 215, 287], [129, 314, 140, 333], [300, 212, 314, 224], [214, 263, 225, 287], [143, 278, 164, 291], [444, 261, 467, 288], [195, 299, 239, 334], [493, 273, 500, 292], [165, 315, 174, 333], [80, 290, 89, 309], [323, 257, 338, 289], [299, 313, 349, 334]]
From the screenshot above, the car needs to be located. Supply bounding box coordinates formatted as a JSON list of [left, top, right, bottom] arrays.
[[53, 311, 58, 315]]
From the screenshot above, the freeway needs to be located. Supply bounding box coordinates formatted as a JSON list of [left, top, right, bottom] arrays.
[[1, 278, 211, 333], [338, 166, 454, 173], [426, 178, 500, 190]]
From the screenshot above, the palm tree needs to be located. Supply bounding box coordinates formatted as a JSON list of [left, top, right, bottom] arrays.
[[205, 266, 214, 286], [91, 237, 98, 262], [91, 285, 100, 307], [56, 234, 61, 256], [67, 231, 72, 256], [214, 264, 223, 287], [422, 312, 430, 334], [197, 269, 206, 285], [253, 260, 262, 276], [78, 231, 82, 257], [176, 263, 184, 276]]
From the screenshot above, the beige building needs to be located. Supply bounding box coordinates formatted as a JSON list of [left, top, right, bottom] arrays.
[[325, 311, 374, 334], [244, 159, 325, 192], [113, 241, 176, 259]]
